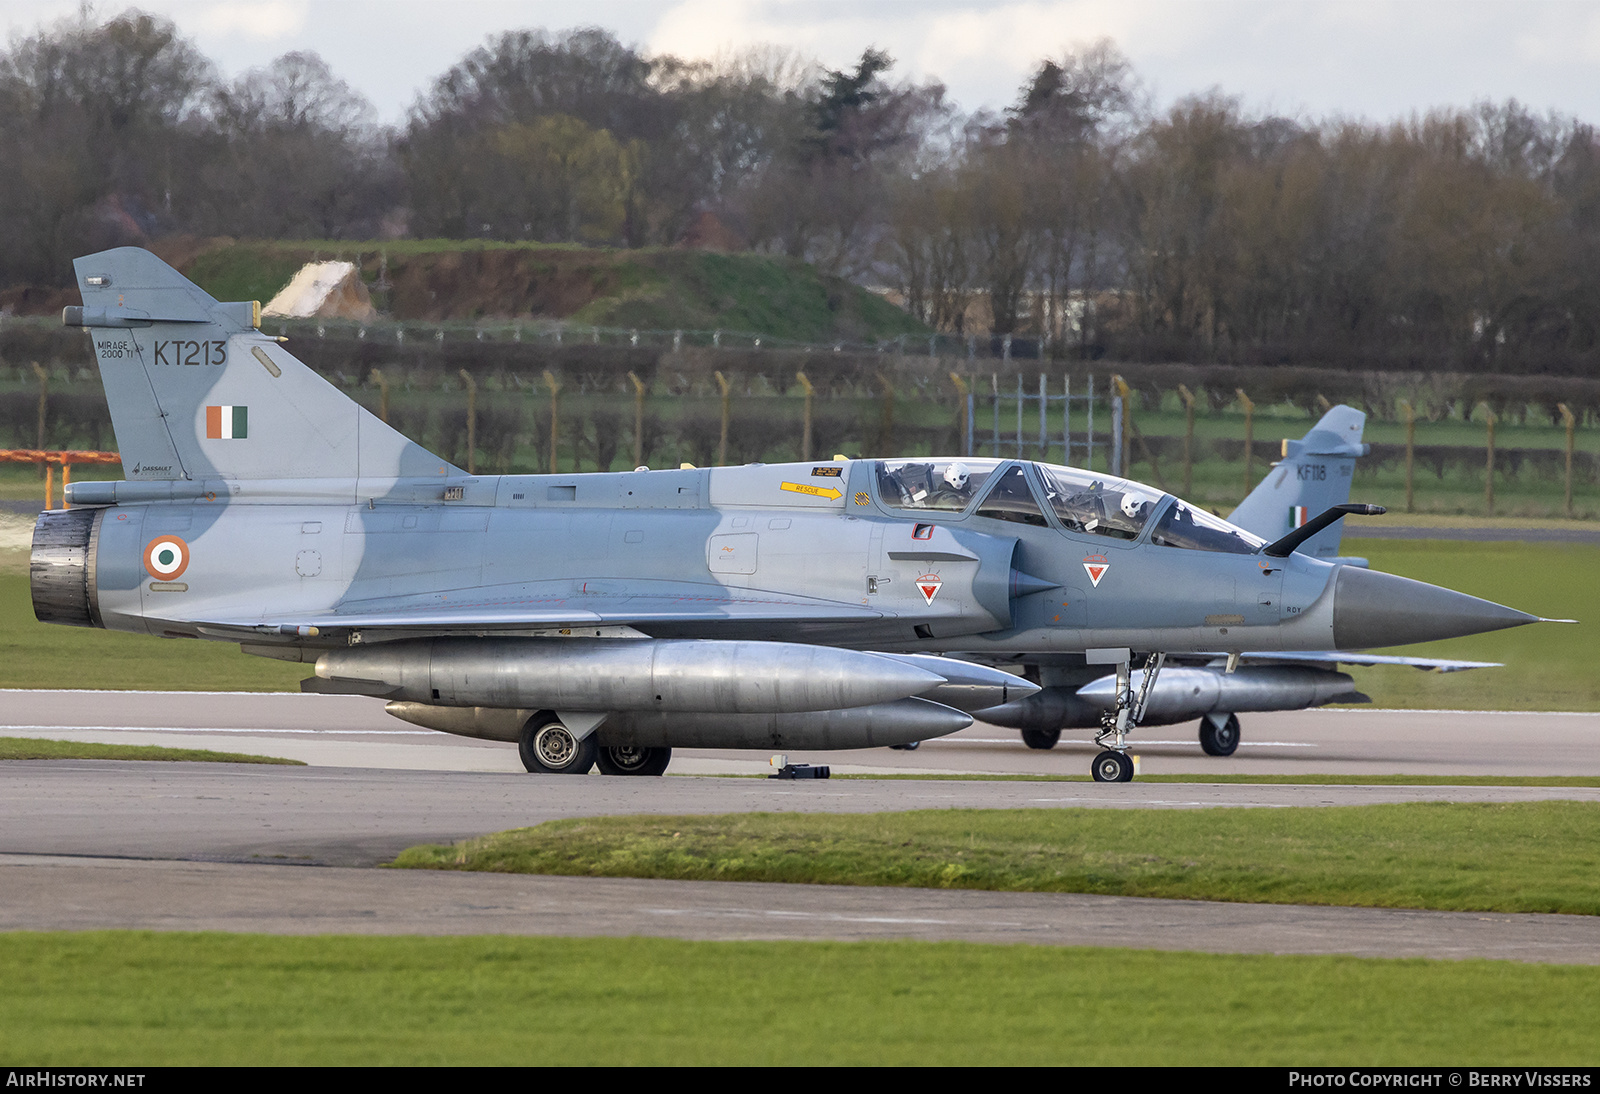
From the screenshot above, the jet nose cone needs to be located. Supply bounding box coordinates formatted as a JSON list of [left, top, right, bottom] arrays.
[[1332, 565, 1539, 649]]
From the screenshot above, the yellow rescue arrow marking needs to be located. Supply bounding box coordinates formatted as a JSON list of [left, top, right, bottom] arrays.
[[780, 482, 843, 500]]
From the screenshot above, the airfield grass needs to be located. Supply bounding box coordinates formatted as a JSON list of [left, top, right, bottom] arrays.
[[4, 933, 1598, 1065], [0, 736, 301, 764], [393, 802, 1600, 916], [1336, 539, 1600, 710]]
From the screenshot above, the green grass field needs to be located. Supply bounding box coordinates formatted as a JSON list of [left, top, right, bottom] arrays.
[[2, 933, 1596, 1065], [1336, 539, 1599, 710], [393, 802, 1600, 915], [0, 737, 301, 763]]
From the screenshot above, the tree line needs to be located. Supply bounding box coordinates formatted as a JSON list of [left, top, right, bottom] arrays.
[[3, 9, 1599, 376]]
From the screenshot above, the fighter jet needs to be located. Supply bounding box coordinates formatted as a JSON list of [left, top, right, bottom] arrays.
[[31, 249, 1550, 781], [974, 405, 1502, 758]]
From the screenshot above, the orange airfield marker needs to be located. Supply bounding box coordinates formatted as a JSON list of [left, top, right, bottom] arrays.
[[0, 449, 121, 510]]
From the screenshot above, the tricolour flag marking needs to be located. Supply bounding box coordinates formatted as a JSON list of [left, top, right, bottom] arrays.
[[205, 405, 248, 439]]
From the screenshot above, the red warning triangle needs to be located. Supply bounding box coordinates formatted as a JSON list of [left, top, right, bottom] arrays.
[[1083, 561, 1109, 587], [917, 575, 943, 605]]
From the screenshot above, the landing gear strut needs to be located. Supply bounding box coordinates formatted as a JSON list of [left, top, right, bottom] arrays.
[[1090, 652, 1165, 782]]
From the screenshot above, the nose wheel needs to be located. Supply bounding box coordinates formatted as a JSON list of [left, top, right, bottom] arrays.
[[1091, 750, 1134, 782]]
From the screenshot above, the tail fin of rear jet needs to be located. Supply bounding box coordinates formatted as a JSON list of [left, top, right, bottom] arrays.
[[1227, 405, 1368, 561], [66, 247, 456, 484]]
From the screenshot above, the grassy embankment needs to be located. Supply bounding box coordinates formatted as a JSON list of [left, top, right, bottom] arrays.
[[177, 239, 930, 344], [5, 932, 1597, 1065], [393, 801, 1600, 916]]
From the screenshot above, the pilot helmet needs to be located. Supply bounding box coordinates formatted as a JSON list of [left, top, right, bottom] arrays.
[[1119, 490, 1151, 520], [943, 462, 970, 490]]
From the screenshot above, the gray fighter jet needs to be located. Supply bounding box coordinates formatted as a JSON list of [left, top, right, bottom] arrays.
[[974, 405, 1501, 758], [31, 249, 1550, 781]]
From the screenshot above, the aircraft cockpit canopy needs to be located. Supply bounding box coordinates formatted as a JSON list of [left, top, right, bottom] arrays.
[[873, 459, 1266, 553], [876, 459, 1002, 512], [1148, 498, 1267, 554], [1034, 463, 1158, 541]]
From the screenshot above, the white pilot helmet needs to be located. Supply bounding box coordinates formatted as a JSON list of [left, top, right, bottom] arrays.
[[1119, 490, 1150, 519], [942, 462, 970, 490]]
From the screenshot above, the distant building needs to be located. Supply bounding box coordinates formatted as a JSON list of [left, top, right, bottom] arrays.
[[263, 261, 379, 322]]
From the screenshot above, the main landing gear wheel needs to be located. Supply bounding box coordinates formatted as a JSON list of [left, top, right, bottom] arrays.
[[1199, 713, 1241, 757], [1021, 728, 1061, 750], [519, 719, 597, 774], [1091, 750, 1134, 782], [595, 744, 672, 776]]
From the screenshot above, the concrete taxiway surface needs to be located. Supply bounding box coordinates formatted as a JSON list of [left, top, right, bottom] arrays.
[[3, 689, 1599, 962], [6, 688, 1600, 777]]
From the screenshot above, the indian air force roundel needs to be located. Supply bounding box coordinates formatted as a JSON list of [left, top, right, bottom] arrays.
[[144, 536, 190, 580]]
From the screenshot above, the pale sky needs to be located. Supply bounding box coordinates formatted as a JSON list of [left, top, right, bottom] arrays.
[[5, 0, 1600, 126]]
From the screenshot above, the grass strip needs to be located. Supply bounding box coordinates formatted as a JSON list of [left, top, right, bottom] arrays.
[[393, 802, 1600, 915], [1, 932, 1596, 1065], [0, 736, 302, 765]]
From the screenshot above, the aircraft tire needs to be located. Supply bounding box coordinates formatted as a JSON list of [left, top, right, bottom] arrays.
[[519, 719, 598, 774], [1091, 750, 1133, 782], [1021, 728, 1061, 750], [595, 744, 672, 776], [1199, 714, 1241, 757]]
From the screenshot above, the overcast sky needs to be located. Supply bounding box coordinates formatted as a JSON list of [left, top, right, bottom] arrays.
[[6, 0, 1600, 126]]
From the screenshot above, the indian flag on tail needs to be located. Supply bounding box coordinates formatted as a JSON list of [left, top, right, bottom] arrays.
[[205, 405, 248, 439]]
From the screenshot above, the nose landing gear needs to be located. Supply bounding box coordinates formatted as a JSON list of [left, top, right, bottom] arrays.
[[1090, 651, 1165, 783]]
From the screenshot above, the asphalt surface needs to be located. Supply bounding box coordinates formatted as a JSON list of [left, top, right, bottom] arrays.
[[3, 689, 1599, 963]]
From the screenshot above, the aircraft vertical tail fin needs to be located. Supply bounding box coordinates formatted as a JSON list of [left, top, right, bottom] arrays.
[[1227, 405, 1368, 561], [66, 247, 456, 486]]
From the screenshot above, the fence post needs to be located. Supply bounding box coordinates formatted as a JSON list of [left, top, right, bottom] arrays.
[[32, 362, 48, 475], [1063, 375, 1072, 466], [1038, 373, 1047, 459], [370, 369, 390, 424], [543, 370, 561, 473], [1081, 375, 1094, 470], [715, 371, 732, 465], [1236, 388, 1255, 496], [1559, 403, 1576, 519], [878, 374, 896, 456], [948, 373, 968, 457], [1401, 399, 1416, 513], [1113, 388, 1126, 479], [991, 374, 1000, 457], [628, 372, 647, 468], [1177, 384, 1196, 498], [1015, 372, 1024, 457], [797, 372, 815, 461], [1481, 403, 1497, 517], [458, 369, 477, 474]]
